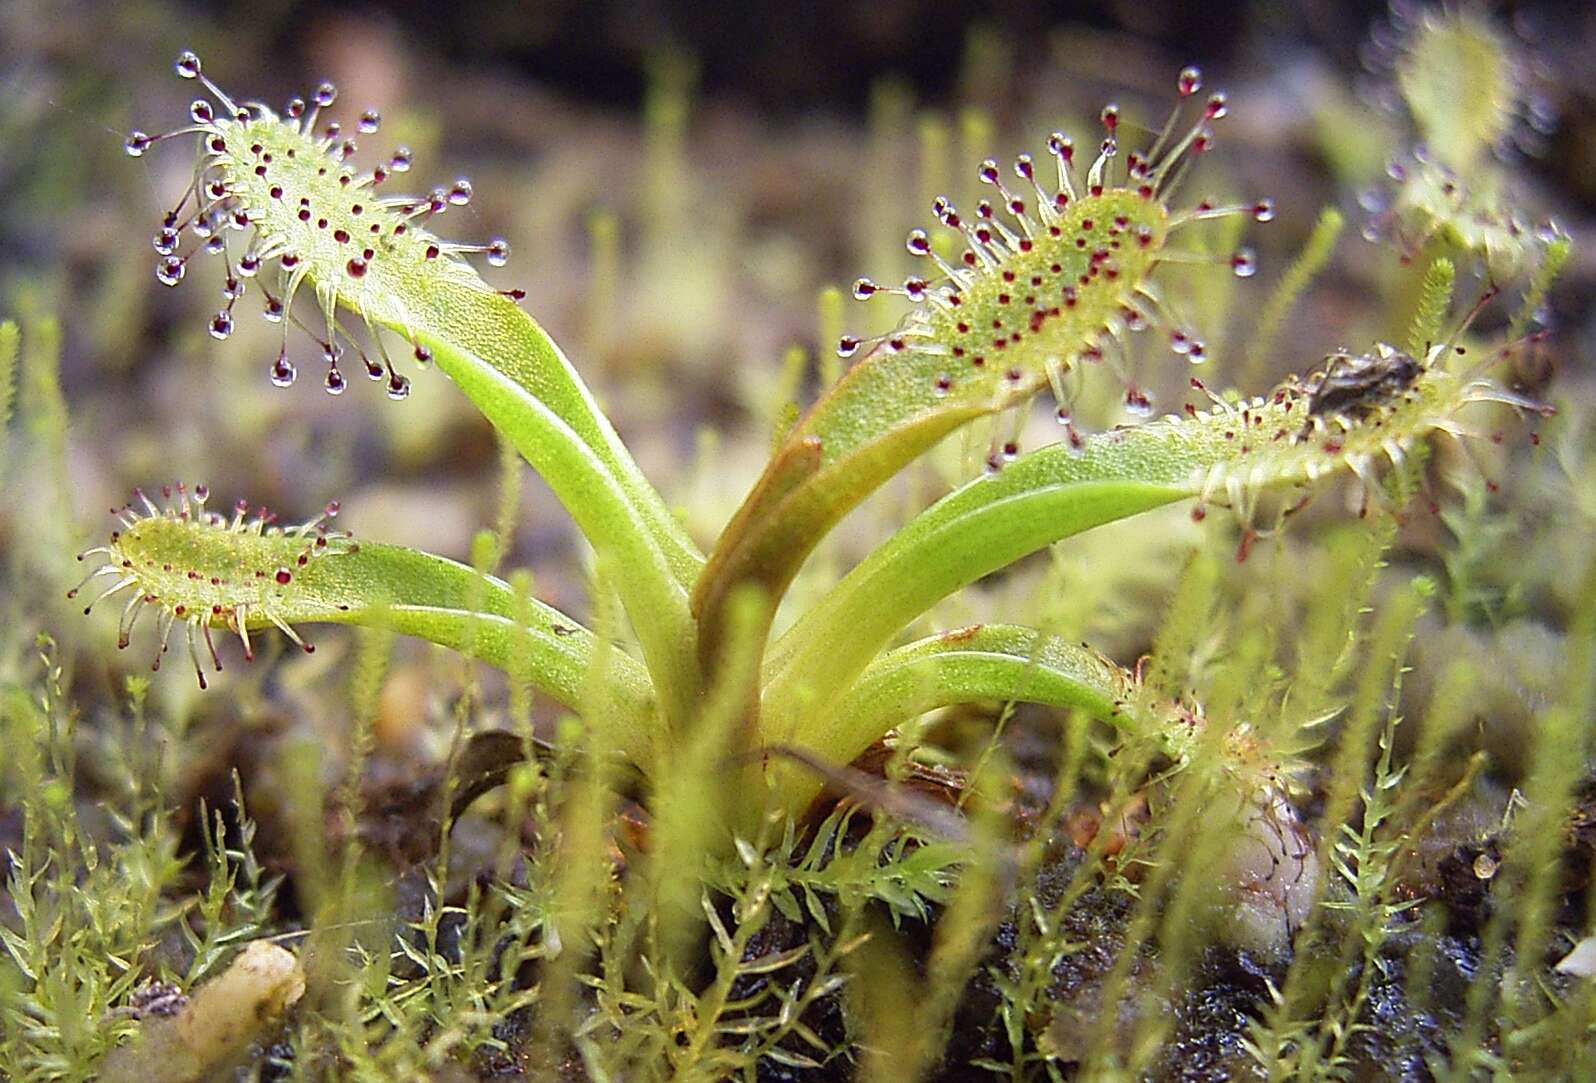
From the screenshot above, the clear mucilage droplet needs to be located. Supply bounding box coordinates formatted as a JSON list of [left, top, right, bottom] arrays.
[[270, 354, 296, 387]]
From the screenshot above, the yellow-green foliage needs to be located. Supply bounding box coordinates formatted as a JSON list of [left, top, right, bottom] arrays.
[[1396, 9, 1516, 173], [1406, 256, 1455, 356], [1246, 207, 1344, 382]]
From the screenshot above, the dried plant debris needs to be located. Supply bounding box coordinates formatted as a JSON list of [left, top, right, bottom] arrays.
[[100, 942, 304, 1083]]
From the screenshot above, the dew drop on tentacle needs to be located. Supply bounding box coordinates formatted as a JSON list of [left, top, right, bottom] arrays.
[[270, 350, 296, 387], [1230, 248, 1258, 277], [132, 56, 585, 410], [1178, 66, 1203, 97]]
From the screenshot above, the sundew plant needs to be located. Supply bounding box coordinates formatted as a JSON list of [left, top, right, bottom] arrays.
[[2, 6, 1593, 1080]]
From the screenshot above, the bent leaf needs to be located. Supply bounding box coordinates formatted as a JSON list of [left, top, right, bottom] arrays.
[[767, 623, 1192, 821], [77, 492, 656, 767], [764, 356, 1531, 754], [694, 79, 1262, 662], [129, 55, 700, 719]]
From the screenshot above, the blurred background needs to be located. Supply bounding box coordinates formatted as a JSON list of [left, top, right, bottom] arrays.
[[1, 0, 1593, 730]]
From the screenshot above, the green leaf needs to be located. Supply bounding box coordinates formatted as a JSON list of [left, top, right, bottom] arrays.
[[693, 185, 1173, 663], [92, 519, 657, 767], [164, 86, 702, 724], [408, 290, 703, 585], [761, 622, 1194, 815], [417, 313, 699, 721], [765, 358, 1512, 763]]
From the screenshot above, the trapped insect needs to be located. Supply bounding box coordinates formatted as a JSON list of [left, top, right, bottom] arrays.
[[1305, 342, 1424, 421]]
